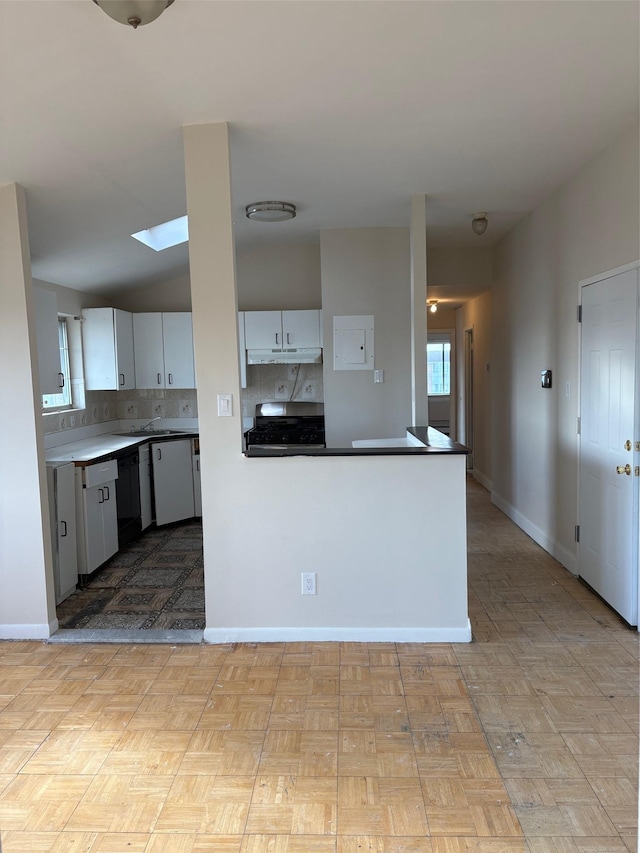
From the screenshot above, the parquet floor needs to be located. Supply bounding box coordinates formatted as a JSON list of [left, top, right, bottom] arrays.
[[0, 478, 637, 852]]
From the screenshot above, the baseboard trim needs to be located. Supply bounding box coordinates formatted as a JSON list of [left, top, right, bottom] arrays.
[[472, 469, 492, 492], [203, 622, 473, 644], [491, 491, 577, 574], [0, 619, 58, 640]]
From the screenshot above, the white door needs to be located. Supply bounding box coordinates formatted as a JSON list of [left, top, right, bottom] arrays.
[[101, 480, 119, 562], [56, 463, 78, 602], [579, 268, 638, 625], [152, 439, 195, 526], [163, 313, 195, 388], [133, 313, 165, 388], [84, 485, 106, 573], [114, 309, 136, 390], [244, 311, 283, 348]]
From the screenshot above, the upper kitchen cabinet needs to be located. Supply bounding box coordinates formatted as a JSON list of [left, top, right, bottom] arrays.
[[243, 309, 321, 349], [133, 312, 195, 389], [33, 286, 63, 395], [82, 308, 135, 391]]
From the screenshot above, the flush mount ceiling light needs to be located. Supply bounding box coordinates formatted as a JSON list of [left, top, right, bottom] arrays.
[[245, 201, 297, 222], [471, 212, 489, 236], [92, 0, 175, 29], [427, 300, 438, 314]]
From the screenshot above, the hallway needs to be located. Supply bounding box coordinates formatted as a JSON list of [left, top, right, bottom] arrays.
[[0, 478, 636, 852]]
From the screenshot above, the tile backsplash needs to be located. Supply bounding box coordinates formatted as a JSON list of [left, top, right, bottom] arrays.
[[242, 363, 323, 418], [42, 389, 198, 435]]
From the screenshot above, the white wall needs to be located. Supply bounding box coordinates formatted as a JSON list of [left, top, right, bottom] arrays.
[[114, 272, 192, 313], [0, 185, 57, 638], [236, 243, 321, 310], [456, 291, 492, 484], [320, 229, 413, 447], [490, 122, 640, 571], [34, 278, 109, 314]]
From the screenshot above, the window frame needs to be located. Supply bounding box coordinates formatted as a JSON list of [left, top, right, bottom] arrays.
[[42, 317, 73, 411], [427, 333, 452, 397]]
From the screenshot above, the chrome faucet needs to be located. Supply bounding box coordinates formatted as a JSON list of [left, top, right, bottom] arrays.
[[139, 416, 163, 432]]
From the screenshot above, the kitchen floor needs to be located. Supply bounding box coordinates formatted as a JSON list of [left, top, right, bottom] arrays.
[[56, 520, 204, 630], [0, 478, 637, 852]]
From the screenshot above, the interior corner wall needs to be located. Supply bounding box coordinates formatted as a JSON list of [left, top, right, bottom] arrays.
[[455, 290, 492, 484], [320, 228, 412, 447], [33, 278, 109, 314], [113, 272, 193, 313], [490, 121, 640, 572]]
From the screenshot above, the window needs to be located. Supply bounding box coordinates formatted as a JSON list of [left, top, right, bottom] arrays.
[[42, 318, 72, 410], [427, 336, 451, 396]]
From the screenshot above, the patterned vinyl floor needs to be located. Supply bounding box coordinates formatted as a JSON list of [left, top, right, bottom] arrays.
[[56, 521, 204, 630]]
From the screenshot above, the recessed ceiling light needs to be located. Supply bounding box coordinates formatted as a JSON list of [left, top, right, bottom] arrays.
[[245, 201, 296, 222], [131, 215, 188, 251]]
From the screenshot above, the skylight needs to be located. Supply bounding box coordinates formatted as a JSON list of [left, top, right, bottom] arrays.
[[131, 215, 188, 251]]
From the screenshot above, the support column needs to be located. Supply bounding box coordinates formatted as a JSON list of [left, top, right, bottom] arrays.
[[0, 183, 56, 638], [182, 124, 241, 633], [410, 194, 428, 426]]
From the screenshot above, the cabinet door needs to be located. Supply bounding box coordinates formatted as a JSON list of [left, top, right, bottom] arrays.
[[192, 454, 202, 517], [138, 444, 153, 530], [282, 310, 321, 347], [163, 313, 195, 388], [238, 312, 247, 389], [114, 309, 135, 390], [244, 311, 283, 348], [152, 440, 195, 526], [33, 286, 62, 395], [84, 484, 107, 574], [56, 463, 78, 602], [133, 313, 165, 389]]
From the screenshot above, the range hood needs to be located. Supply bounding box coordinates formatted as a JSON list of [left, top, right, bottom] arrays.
[[246, 348, 322, 365]]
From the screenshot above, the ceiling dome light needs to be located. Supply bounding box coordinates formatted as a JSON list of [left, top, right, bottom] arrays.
[[427, 300, 438, 314], [245, 201, 297, 222], [472, 212, 488, 236], [92, 0, 175, 29]]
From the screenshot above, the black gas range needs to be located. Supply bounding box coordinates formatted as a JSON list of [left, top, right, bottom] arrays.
[[244, 402, 325, 449]]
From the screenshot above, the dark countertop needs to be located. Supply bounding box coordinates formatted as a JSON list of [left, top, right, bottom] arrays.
[[244, 427, 468, 458]]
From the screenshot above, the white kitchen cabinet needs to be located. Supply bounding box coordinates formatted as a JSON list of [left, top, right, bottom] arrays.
[[138, 443, 153, 531], [243, 310, 321, 349], [82, 307, 135, 390], [151, 439, 195, 526], [133, 312, 195, 389], [238, 311, 247, 389], [75, 460, 119, 575], [46, 462, 78, 604], [33, 286, 63, 395]]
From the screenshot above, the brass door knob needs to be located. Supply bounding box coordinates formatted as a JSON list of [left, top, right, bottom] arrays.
[[616, 464, 632, 476]]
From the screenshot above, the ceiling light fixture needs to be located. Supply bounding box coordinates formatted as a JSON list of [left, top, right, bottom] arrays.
[[427, 300, 438, 314], [245, 201, 297, 222], [92, 0, 175, 29], [471, 212, 488, 236]]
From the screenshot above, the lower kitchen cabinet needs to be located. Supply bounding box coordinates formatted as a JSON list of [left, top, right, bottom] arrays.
[[139, 443, 153, 530], [193, 449, 202, 517], [151, 439, 195, 526], [76, 460, 119, 575], [46, 462, 78, 604]]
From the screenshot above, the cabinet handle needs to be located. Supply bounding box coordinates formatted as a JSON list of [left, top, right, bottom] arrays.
[[157, 448, 162, 461], [60, 520, 67, 537], [287, 333, 292, 344], [104, 485, 110, 500], [275, 332, 280, 345], [58, 372, 65, 389], [196, 458, 200, 472], [119, 373, 125, 386], [168, 373, 173, 385], [98, 488, 104, 504], [157, 372, 162, 385]]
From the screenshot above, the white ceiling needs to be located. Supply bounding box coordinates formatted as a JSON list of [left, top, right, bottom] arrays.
[[2, 1, 638, 299]]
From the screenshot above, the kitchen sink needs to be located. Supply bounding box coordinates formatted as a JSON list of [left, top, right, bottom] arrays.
[[114, 429, 193, 437]]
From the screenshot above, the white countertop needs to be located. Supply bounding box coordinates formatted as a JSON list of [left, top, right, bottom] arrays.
[[45, 432, 196, 465]]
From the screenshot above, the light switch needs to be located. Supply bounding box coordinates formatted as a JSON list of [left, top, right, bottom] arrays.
[[217, 393, 233, 416], [374, 369, 384, 383]]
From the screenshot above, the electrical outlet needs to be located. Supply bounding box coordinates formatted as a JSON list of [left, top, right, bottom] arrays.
[[288, 365, 300, 380], [301, 572, 316, 595]]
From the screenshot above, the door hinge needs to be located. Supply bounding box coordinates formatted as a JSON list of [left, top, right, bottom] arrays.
[[577, 304, 582, 323], [577, 417, 581, 435], [575, 525, 580, 543]]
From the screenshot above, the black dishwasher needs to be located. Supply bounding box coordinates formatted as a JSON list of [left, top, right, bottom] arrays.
[[115, 447, 142, 548]]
